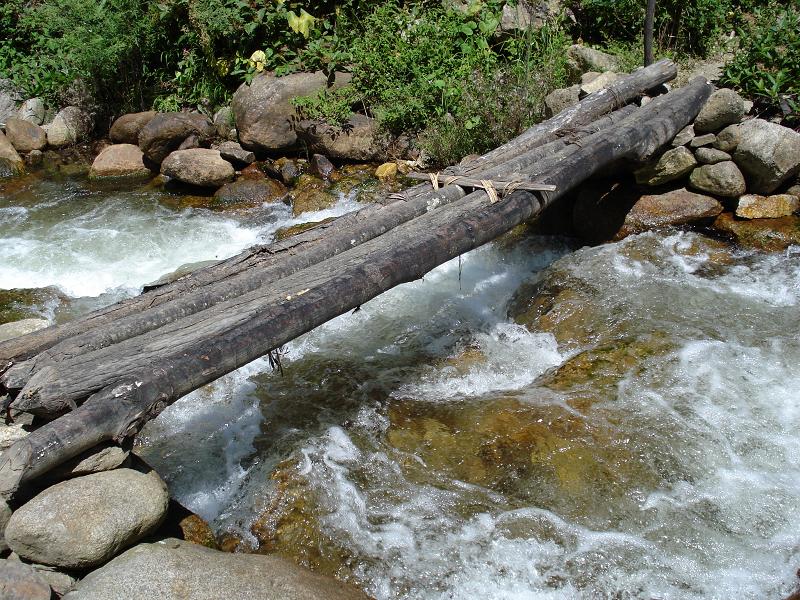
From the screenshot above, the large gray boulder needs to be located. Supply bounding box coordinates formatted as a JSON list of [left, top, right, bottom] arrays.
[[693, 88, 745, 133], [138, 112, 214, 165], [0, 559, 51, 600], [43, 106, 92, 148], [109, 111, 157, 145], [232, 70, 351, 153], [0, 79, 22, 127], [17, 98, 45, 125], [64, 538, 371, 600], [4, 117, 47, 153], [89, 144, 151, 179], [689, 161, 746, 197], [0, 130, 25, 177], [4, 469, 169, 570], [161, 148, 234, 188], [733, 118, 800, 194], [635, 146, 697, 186], [566, 45, 619, 80]]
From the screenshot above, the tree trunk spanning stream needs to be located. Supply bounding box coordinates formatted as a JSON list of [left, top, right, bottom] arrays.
[[0, 61, 713, 498]]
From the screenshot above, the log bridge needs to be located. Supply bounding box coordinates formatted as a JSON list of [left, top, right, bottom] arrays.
[[0, 61, 712, 499]]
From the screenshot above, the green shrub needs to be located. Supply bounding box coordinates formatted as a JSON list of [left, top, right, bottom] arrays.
[[577, 0, 733, 56], [720, 2, 800, 120]]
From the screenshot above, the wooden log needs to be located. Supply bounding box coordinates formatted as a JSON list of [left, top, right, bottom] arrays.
[[0, 61, 676, 370], [1, 105, 640, 396], [0, 77, 713, 497]]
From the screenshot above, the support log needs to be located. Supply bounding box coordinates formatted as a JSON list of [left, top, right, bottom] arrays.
[[0, 61, 676, 369], [0, 77, 713, 497]]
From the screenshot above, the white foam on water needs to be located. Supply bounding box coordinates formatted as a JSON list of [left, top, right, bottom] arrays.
[[1, 182, 361, 297]]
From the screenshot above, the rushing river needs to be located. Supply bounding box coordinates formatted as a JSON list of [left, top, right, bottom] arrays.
[[3, 172, 800, 599]]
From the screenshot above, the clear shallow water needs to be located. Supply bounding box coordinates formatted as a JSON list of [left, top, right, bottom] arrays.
[[4, 173, 800, 599]]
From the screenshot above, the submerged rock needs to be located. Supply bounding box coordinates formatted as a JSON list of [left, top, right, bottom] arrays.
[[211, 177, 287, 209], [161, 149, 234, 188], [712, 212, 800, 251], [89, 143, 151, 179], [5, 469, 169, 569], [63, 538, 370, 600]]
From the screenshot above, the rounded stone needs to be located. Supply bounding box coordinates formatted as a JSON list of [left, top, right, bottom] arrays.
[[689, 161, 746, 197], [5, 469, 169, 570], [695, 147, 731, 165], [694, 88, 746, 133], [161, 149, 234, 189], [0, 560, 51, 600], [89, 144, 151, 179]]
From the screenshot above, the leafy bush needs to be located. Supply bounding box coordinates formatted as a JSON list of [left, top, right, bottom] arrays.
[[577, 0, 733, 56], [720, 2, 800, 120]]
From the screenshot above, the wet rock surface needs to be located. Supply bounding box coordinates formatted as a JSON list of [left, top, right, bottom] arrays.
[[736, 194, 799, 219], [211, 177, 288, 209], [712, 212, 800, 251], [63, 539, 370, 600]]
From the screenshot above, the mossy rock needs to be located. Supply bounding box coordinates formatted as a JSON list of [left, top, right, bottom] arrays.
[[273, 217, 336, 242], [712, 212, 800, 252], [0, 287, 67, 325], [290, 174, 337, 216]]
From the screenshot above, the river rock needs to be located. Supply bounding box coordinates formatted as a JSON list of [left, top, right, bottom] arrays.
[[712, 212, 800, 251], [733, 119, 800, 194], [290, 174, 336, 216], [544, 84, 580, 118], [177, 134, 200, 151], [689, 133, 716, 149], [27, 563, 76, 597], [375, 162, 398, 180], [310, 153, 335, 179], [0, 318, 49, 343], [17, 98, 45, 125], [695, 147, 731, 165], [161, 149, 234, 188], [4, 118, 47, 153], [0, 422, 29, 451], [138, 112, 215, 165], [4, 469, 169, 569], [63, 538, 369, 600], [694, 88, 746, 133], [211, 177, 287, 208], [713, 123, 740, 153], [0, 560, 52, 600], [580, 71, 621, 97], [0, 498, 11, 552], [671, 124, 695, 147], [44, 106, 92, 148], [566, 45, 619, 80], [0, 79, 21, 126], [616, 188, 723, 238], [232, 70, 351, 153], [49, 443, 130, 479], [217, 141, 254, 167], [109, 111, 157, 145], [88, 144, 151, 179], [689, 161, 746, 197], [0, 130, 25, 177], [736, 194, 799, 219], [212, 106, 235, 140], [634, 146, 697, 186], [294, 114, 388, 162]]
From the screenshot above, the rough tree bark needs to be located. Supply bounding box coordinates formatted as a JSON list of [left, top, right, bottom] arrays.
[[0, 76, 712, 498], [0, 60, 676, 370]]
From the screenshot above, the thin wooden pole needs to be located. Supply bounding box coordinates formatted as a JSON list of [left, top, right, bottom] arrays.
[[644, 0, 656, 66]]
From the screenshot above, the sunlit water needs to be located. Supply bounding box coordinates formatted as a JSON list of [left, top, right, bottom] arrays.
[[3, 173, 800, 599]]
